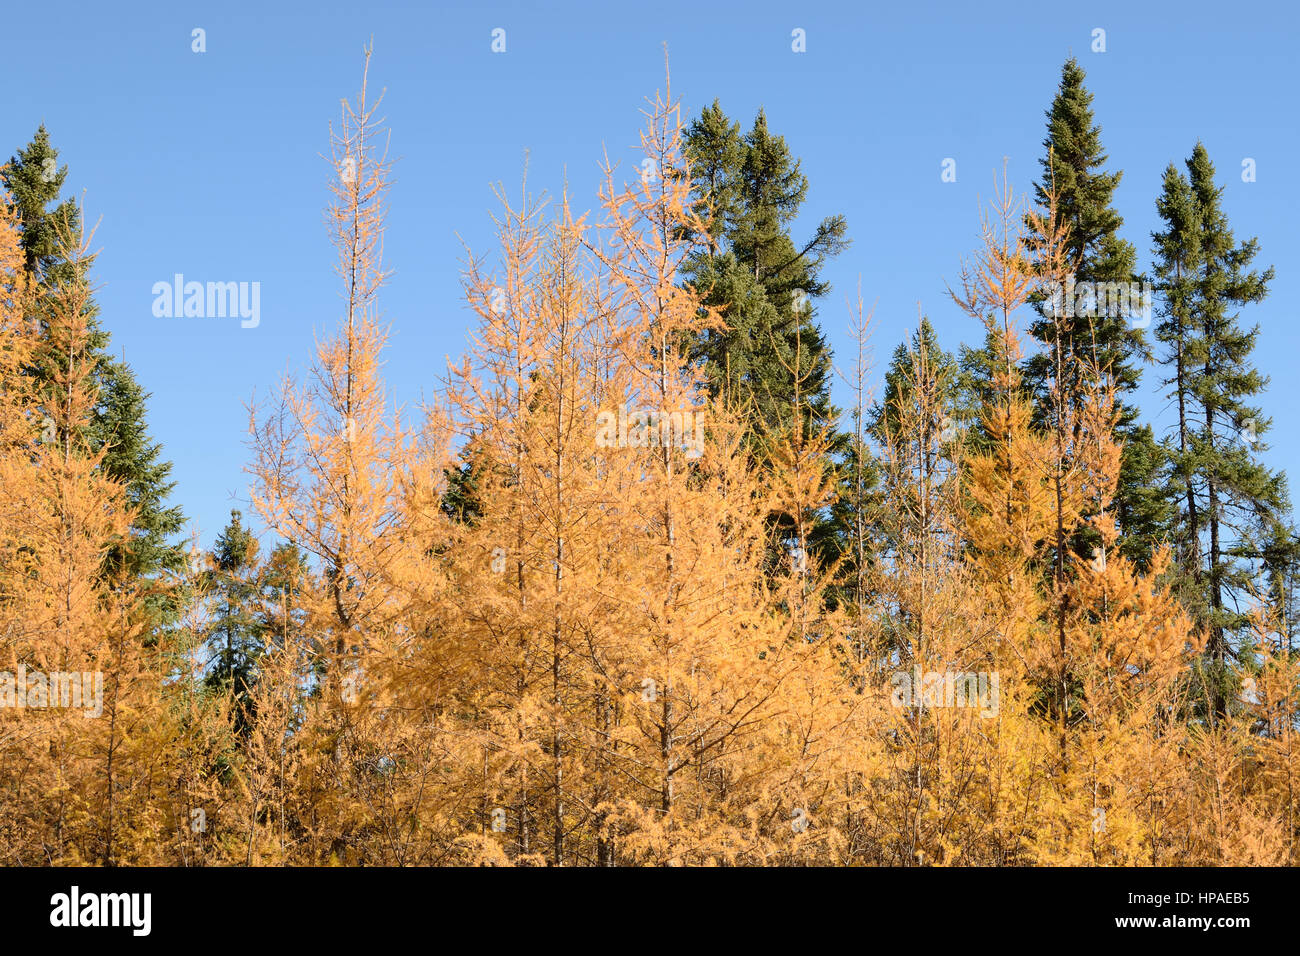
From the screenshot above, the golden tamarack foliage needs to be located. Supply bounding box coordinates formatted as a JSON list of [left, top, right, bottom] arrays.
[[0, 63, 1295, 866]]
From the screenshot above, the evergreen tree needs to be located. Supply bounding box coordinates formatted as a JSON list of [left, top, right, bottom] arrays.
[[1113, 423, 1174, 571], [6, 127, 107, 455], [441, 445, 485, 525], [94, 356, 186, 584], [3, 127, 185, 592], [681, 102, 848, 444], [203, 510, 265, 726], [1152, 161, 1205, 601], [258, 540, 308, 642], [680, 103, 850, 570], [1153, 142, 1280, 718], [868, 317, 962, 664], [1024, 58, 1168, 568], [957, 327, 1005, 456], [1258, 513, 1300, 655], [4, 126, 83, 280], [870, 318, 958, 447]]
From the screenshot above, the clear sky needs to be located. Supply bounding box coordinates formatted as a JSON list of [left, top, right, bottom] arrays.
[[3, 0, 1296, 549]]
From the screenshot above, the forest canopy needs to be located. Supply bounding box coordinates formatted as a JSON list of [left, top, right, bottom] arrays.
[[0, 49, 1295, 868]]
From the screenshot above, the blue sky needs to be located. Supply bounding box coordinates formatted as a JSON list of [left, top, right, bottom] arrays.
[[2, 0, 1296, 549]]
